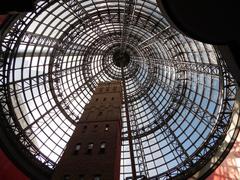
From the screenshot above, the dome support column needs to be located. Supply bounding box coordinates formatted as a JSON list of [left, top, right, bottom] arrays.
[[121, 64, 137, 180]]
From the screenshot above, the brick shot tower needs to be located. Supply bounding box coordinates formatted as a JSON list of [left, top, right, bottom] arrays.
[[52, 81, 122, 180]]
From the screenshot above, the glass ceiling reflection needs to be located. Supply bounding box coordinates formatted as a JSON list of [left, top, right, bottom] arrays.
[[0, 0, 237, 179]]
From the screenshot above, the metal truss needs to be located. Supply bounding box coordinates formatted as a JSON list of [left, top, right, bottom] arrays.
[[126, 70, 186, 139], [129, 103, 149, 178], [121, 0, 136, 50], [133, 56, 220, 76], [138, 26, 171, 49]]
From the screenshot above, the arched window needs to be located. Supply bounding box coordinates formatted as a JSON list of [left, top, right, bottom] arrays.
[[87, 143, 94, 154], [94, 175, 101, 180], [64, 174, 70, 180], [105, 124, 109, 131], [100, 142, 106, 153], [82, 126, 87, 133], [73, 143, 81, 155], [79, 175, 84, 180]]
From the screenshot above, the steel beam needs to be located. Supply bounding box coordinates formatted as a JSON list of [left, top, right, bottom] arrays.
[[121, 65, 137, 179], [138, 26, 171, 49], [121, 0, 135, 51], [132, 56, 220, 76]]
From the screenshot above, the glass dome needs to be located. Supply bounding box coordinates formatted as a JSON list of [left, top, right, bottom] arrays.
[[0, 0, 239, 179]]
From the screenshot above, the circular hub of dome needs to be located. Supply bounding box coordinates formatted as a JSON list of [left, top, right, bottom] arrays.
[[113, 49, 130, 67]]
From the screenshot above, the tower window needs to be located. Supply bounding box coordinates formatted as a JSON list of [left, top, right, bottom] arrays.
[[73, 143, 81, 155], [111, 97, 114, 100], [100, 142, 106, 153], [98, 112, 102, 116], [105, 124, 109, 131], [96, 98, 98, 101], [87, 143, 93, 153], [76, 144, 81, 150], [82, 126, 87, 133], [64, 174, 70, 180], [79, 175, 84, 180], [103, 97, 106, 101], [93, 175, 101, 180], [93, 124, 98, 132]]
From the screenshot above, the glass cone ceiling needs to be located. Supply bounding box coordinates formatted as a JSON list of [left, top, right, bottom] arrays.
[[0, 0, 239, 179]]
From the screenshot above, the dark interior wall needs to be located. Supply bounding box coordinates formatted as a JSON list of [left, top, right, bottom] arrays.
[[0, 13, 27, 173], [0, 149, 29, 180], [0, 15, 7, 25], [0, 0, 35, 14]]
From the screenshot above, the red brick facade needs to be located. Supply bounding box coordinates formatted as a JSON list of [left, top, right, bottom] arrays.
[[0, 149, 29, 180]]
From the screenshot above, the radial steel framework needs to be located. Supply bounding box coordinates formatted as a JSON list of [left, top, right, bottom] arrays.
[[0, 0, 239, 179]]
